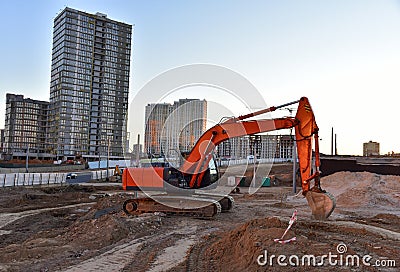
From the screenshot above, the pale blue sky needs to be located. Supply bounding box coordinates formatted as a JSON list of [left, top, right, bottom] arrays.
[[1, 0, 400, 155]]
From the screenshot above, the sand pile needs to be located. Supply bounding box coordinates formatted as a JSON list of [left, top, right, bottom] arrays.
[[321, 171, 400, 210]]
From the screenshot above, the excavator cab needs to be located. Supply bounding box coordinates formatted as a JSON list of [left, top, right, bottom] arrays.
[[208, 156, 219, 184]]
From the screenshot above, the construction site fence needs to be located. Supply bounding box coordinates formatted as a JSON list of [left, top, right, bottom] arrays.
[[91, 169, 115, 180], [0, 164, 85, 174], [218, 158, 294, 166], [0, 172, 67, 187], [88, 160, 131, 169]]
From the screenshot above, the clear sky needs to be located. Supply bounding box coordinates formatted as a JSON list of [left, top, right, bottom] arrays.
[[1, 0, 400, 155]]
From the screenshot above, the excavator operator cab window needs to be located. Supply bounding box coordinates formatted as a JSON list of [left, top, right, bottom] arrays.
[[208, 156, 219, 183]]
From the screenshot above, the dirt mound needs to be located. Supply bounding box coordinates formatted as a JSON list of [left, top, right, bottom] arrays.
[[0, 210, 131, 270], [199, 213, 400, 271], [204, 217, 284, 271], [320, 171, 400, 210], [62, 213, 130, 249], [0, 193, 148, 271], [3, 159, 53, 165], [61, 194, 133, 248], [202, 217, 335, 271], [40, 185, 95, 194], [0, 186, 93, 213]]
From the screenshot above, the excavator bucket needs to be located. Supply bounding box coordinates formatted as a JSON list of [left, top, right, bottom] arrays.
[[305, 191, 336, 220]]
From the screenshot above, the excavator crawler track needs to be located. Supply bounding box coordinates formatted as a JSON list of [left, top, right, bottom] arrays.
[[193, 192, 235, 212], [123, 196, 222, 218]]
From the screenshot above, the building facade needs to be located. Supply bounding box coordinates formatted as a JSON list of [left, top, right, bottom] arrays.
[[363, 141, 380, 156], [2, 94, 51, 160], [166, 99, 207, 156], [0, 129, 4, 159], [49, 7, 132, 161], [144, 103, 171, 156], [144, 99, 207, 157], [217, 134, 295, 161]]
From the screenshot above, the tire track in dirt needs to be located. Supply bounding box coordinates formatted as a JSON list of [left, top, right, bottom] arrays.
[[148, 235, 196, 272], [62, 236, 147, 272], [186, 236, 215, 272], [62, 226, 198, 272], [0, 202, 95, 232]]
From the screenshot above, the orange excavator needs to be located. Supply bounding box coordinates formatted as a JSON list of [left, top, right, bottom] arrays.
[[122, 97, 336, 219]]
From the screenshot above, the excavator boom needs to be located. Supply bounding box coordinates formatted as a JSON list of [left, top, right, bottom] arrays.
[[177, 97, 335, 219]]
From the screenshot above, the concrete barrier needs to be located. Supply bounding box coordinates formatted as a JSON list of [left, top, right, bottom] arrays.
[[1, 166, 125, 188], [91, 169, 114, 180], [0, 172, 67, 187]]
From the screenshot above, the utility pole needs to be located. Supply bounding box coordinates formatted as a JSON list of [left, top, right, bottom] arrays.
[[136, 134, 140, 167], [331, 127, 334, 155], [25, 145, 29, 173], [292, 137, 297, 193], [98, 145, 101, 169], [335, 133, 338, 155], [98, 127, 102, 170], [106, 136, 110, 181], [252, 140, 256, 187]]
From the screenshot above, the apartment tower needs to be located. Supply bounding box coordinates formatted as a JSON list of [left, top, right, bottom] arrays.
[[144, 99, 207, 157], [363, 141, 380, 156], [3, 94, 50, 160], [49, 7, 132, 161]]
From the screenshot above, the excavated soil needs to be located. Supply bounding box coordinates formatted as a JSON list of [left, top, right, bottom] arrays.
[[195, 214, 399, 271], [321, 171, 400, 211], [0, 168, 399, 271]]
